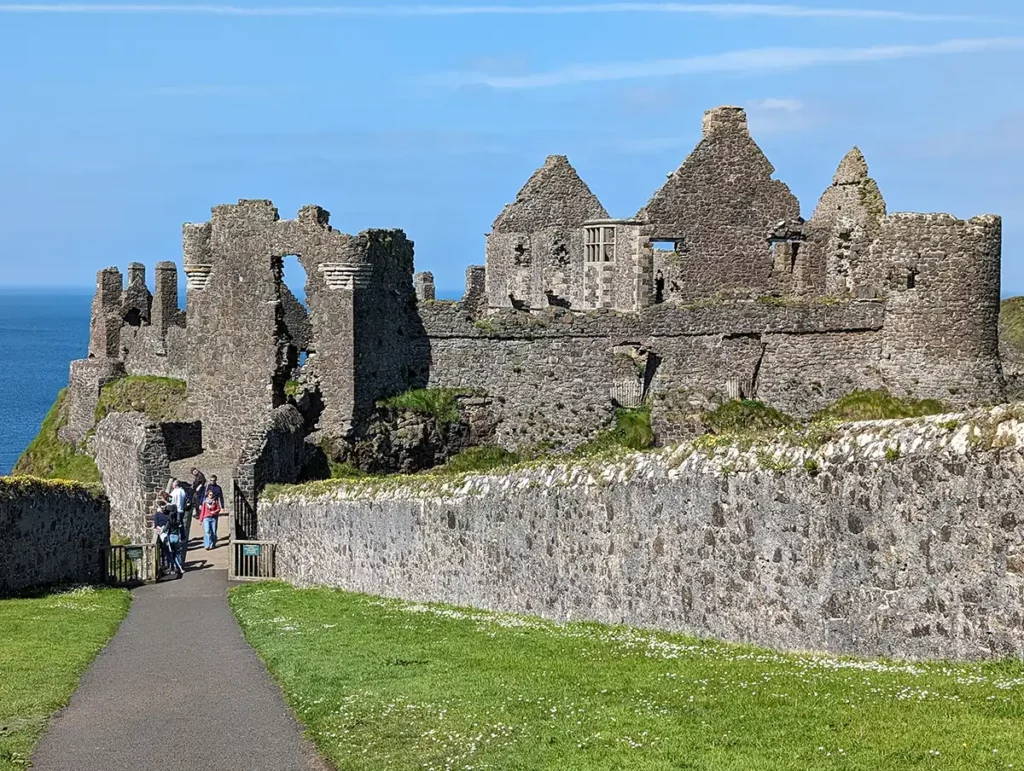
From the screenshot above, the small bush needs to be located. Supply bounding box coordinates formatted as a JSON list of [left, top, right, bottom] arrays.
[[284, 380, 300, 398], [885, 446, 902, 463], [813, 390, 947, 423], [702, 399, 796, 436], [434, 446, 521, 476], [329, 461, 367, 480], [95, 375, 187, 424], [378, 388, 474, 430], [613, 406, 654, 451]]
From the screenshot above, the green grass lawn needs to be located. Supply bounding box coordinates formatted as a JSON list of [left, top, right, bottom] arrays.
[[0, 586, 130, 769], [230, 585, 1024, 771]]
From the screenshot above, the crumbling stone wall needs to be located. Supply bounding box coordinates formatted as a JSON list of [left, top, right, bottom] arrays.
[[92, 412, 171, 542], [60, 358, 126, 444], [260, 407, 1024, 661], [419, 300, 887, 448], [635, 106, 801, 301], [235, 404, 310, 519], [487, 155, 608, 310], [0, 478, 110, 595]]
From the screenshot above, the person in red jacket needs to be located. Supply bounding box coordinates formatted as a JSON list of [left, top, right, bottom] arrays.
[[199, 488, 222, 550]]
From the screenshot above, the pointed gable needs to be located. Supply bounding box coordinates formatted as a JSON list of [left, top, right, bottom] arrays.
[[811, 146, 887, 227], [635, 106, 799, 231], [492, 154, 608, 234]]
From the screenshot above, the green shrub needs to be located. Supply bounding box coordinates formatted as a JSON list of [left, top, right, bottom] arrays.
[[13, 390, 101, 485], [284, 380, 300, 398], [572, 406, 654, 457], [378, 388, 475, 430], [95, 375, 187, 424], [702, 399, 796, 436], [434, 446, 522, 475], [813, 390, 948, 423], [329, 461, 367, 480]]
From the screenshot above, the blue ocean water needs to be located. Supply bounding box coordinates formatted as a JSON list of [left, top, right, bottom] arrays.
[[0, 290, 92, 474]]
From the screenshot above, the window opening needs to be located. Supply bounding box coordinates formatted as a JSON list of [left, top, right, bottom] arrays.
[[585, 226, 616, 263], [655, 271, 665, 305]]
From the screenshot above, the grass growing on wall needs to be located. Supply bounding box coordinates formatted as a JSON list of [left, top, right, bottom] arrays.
[[0, 587, 130, 770], [999, 297, 1024, 359], [377, 388, 475, 430], [702, 399, 797, 436], [432, 446, 522, 475], [231, 584, 1024, 771], [813, 390, 949, 423], [94, 375, 187, 424], [12, 391, 101, 485]]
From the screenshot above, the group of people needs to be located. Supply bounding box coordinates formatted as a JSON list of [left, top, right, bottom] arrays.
[[151, 467, 225, 578]]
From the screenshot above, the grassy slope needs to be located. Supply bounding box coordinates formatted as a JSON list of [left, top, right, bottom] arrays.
[[1000, 297, 1024, 363], [0, 587, 130, 769], [231, 584, 1024, 771], [12, 390, 100, 484]]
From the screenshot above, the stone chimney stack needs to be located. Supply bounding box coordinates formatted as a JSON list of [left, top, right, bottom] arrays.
[[701, 106, 749, 138]]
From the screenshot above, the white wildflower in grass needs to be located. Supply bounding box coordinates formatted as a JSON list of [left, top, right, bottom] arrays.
[[227, 585, 1024, 771]]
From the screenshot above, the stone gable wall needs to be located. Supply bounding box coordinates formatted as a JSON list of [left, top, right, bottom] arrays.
[[0, 478, 110, 596], [259, 406, 1024, 661]]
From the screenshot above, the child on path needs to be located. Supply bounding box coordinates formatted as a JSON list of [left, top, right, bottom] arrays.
[[199, 488, 222, 550]]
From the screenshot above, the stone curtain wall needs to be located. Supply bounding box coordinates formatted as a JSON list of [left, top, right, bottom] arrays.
[[261, 407, 1024, 661], [60, 358, 126, 444], [92, 412, 171, 542], [0, 478, 110, 596], [419, 299, 886, 448]]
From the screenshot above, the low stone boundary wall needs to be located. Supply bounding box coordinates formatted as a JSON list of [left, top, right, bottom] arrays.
[[261, 406, 1024, 661], [0, 477, 110, 595]]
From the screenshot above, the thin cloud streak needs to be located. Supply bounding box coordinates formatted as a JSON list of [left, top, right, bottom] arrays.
[[0, 3, 991, 22], [435, 37, 1024, 88]]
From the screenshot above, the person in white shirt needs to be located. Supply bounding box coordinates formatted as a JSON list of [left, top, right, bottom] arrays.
[[169, 480, 190, 563]]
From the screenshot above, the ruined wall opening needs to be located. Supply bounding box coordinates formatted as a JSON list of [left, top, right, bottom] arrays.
[[655, 271, 665, 304], [123, 308, 142, 327]]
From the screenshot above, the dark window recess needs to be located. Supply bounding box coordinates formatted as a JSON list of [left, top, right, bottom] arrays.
[[124, 308, 142, 327], [907, 269, 917, 289], [655, 271, 665, 304]]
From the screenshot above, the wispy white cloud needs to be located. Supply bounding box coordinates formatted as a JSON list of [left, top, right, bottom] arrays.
[[432, 37, 1024, 89], [0, 3, 993, 22], [745, 97, 810, 134]]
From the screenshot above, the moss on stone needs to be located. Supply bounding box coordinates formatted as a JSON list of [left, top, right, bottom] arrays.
[[12, 390, 102, 486], [95, 375, 187, 424], [1000, 297, 1024, 362], [858, 177, 887, 222]]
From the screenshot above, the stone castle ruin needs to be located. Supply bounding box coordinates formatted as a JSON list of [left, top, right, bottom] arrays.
[[62, 106, 1006, 538]]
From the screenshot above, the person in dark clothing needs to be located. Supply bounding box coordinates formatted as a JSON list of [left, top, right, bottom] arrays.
[[153, 493, 173, 574], [191, 467, 207, 512], [207, 475, 225, 508], [165, 507, 186, 578]]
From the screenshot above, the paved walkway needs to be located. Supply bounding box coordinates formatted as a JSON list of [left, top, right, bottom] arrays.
[[31, 519, 330, 771]]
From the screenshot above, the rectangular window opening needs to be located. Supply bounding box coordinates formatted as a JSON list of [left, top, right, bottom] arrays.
[[585, 226, 616, 263]]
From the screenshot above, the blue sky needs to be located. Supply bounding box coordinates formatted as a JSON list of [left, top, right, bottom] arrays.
[[1, 1, 1022, 296]]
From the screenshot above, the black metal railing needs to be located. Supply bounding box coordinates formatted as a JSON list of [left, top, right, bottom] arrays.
[[234, 483, 258, 540]]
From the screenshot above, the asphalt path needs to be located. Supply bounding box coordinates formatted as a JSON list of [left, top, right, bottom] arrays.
[[31, 522, 330, 771]]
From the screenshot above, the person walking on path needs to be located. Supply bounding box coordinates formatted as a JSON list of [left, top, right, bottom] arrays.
[[169, 480, 191, 561], [165, 506, 186, 578], [207, 474, 225, 508], [191, 467, 207, 511], [199, 489, 222, 550], [152, 493, 173, 574]]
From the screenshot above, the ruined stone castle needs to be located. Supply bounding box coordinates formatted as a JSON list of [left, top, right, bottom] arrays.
[[61, 105, 1005, 532]]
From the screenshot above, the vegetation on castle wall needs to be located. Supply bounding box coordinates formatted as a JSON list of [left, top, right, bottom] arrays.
[[812, 390, 948, 423], [702, 399, 796, 436], [12, 391, 101, 486], [377, 388, 480, 430], [94, 375, 187, 424], [432, 446, 522, 476]]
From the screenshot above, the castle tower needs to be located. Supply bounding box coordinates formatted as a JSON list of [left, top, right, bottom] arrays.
[[878, 213, 1005, 405], [151, 261, 180, 336], [88, 267, 123, 359], [122, 262, 152, 327]]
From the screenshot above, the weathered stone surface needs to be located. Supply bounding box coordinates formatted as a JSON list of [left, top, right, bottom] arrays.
[[92, 412, 171, 542], [260, 407, 1024, 661], [0, 479, 109, 595]]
